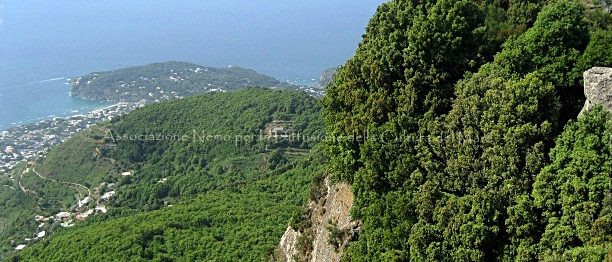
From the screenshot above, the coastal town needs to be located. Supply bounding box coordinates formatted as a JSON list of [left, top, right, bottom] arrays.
[[0, 78, 327, 174], [0, 101, 146, 173], [0, 66, 329, 254], [0, 63, 331, 174]]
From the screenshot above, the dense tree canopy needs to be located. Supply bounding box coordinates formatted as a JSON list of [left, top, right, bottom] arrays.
[[324, 1, 612, 261], [5, 0, 612, 261], [533, 106, 612, 261], [6, 88, 327, 261]]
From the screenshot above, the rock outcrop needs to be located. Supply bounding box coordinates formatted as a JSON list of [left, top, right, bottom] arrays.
[[279, 226, 302, 261], [277, 177, 360, 262], [581, 67, 612, 115], [316, 68, 338, 89]]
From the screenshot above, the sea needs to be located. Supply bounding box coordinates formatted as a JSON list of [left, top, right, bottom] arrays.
[[0, 0, 384, 131]]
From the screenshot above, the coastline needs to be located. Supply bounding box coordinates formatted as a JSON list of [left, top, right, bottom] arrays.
[[0, 67, 327, 173], [0, 100, 146, 173], [0, 90, 117, 132]]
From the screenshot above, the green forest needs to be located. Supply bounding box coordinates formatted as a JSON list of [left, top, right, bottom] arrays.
[[3, 0, 612, 261], [323, 0, 612, 261], [4, 88, 326, 261]]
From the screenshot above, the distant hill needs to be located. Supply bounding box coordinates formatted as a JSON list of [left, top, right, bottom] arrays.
[[69, 61, 324, 102]]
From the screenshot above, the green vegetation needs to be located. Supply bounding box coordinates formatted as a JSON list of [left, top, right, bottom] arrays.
[[19, 169, 78, 211], [326, 220, 348, 252], [4, 88, 326, 261], [0, 162, 86, 257], [532, 106, 612, 261], [0, 127, 127, 258], [36, 126, 121, 187], [12, 154, 323, 261], [324, 0, 612, 261], [69, 61, 297, 102], [0, 189, 39, 258], [4, 0, 612, 261], [104, 87, 323, 211], [0, 163, 39, 256]]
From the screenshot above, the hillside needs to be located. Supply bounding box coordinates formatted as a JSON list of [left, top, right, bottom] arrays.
[[5, 1, 612, 262], [321, 0, 612, 261], [3, 88, 326, 261], [69, 61, 324, 102]]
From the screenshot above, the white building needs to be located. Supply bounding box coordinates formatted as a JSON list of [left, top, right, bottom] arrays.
[[55, 212, 71, 219], [95, 205, 108, 214], [78, 197, 92, 207], [100, 191, 116, 201]]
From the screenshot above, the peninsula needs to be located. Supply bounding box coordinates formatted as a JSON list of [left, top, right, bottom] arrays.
[[69, 61, 324, 102]]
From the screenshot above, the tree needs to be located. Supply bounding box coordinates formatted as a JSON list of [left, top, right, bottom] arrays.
[[495, 1, 590, 127], [532, 106, 612, 261], [268, 149, 286, 170], [324, 0, 490, 183], [324, 1, 612, 261]]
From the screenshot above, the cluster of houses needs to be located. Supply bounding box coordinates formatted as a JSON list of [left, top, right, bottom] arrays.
[[0, 102, 145, 173], [14, 231, 45, 251], [13, 181, 120, 251]]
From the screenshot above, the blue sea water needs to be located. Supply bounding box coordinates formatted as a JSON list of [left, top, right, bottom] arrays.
[[0, 0, 384, 131]]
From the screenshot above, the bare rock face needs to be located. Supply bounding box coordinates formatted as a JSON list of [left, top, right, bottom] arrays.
[[316, 68, 338, 89], [310, 181, 357, 262], [277, 177, 360, 262], [279, 226, 302, 261], [581, 67, 612, 115]]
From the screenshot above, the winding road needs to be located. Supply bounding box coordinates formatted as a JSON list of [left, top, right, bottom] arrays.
[[31, 167, 91, 198], [18, 168, 37, 195], [16, 165, 90, 200]]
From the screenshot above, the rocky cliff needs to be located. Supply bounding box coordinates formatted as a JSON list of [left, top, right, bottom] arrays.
[[276, 177, 360, 262], [581, 67, 612, 115], [316, 68, 337, 89]]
